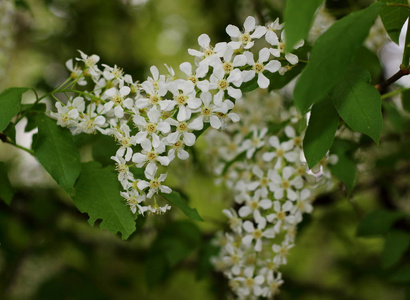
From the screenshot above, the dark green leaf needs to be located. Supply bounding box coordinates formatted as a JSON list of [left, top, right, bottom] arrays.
[[357, 209, 408, 237], [32, 115, 81, 194], [294, 2, 384, 112], [402, 89, 410, 113], [3, 122, 16, 143], [73, 162, 136, 240], [268, 63, 305, 91], [390, 264, 410, 283], [0, 87, 29, 132], [24, 102, 46, 133], [161, 191, 203, 221], [145, 253, 169, 288], [383, 101, 410, 133], [303, 98, 339, 169], [0, 162, 14, 205], [197, 240, 220, 280], [329, 138, 357, 193], [332, 66, 383, 144], [354, 47, 382, 84], [382, 230, 410, 269], [284, 0, 324, 50], [379, 0, 409, 44], [91, 134, 119, 166]]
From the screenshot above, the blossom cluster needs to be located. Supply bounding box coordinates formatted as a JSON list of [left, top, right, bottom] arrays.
[[0, 0, 15, 88], [207, 91, 336, 299], [50, 16, 305, 216]]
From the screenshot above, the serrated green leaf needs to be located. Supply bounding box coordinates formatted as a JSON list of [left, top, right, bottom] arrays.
[[0, 162, 14, 205], [382, 230, 410, 269], [32, 115, 81, 194], [162, 191, 203, 221], [379, 0, 409, 44], [357, 209, 408, 237], [402, 89, 410, 113], [0, 87, 29, 132], [73, 162, 136, 240], [332, 66, 383, 144], [329, 138, 357, 193], [284, 0, 324, 50], [303, 98, 339, 169], [294, 2, 384, 113]]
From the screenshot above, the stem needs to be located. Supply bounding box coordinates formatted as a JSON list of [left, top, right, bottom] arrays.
[[376, 69, 410, 93], [386, 3, 410, 9], [381, 86, 410, 99], [6, 139, 34, 155]]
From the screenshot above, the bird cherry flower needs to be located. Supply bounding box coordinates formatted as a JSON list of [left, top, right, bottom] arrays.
[[261, 271, 284, 298], [111, 155, 134, 188], [179, 61, 210, 92], [268, 30, 304, 65], [247, 165, 276, 197], [241, 128, 268, 159], [167, 79, 202, 121], [51, 102, 80, 128], [235, 266, 266, 297], [166, 118, 198, 147], [242, 48, 282, 89], [189, 92, 229, 130], [132, 142, 170, 171], [103, 86, 133, 118], [137, 80, 175, 112], [262, 135, 298, 169], [209, 66, 242, 105], [242, 218, 275, 252], [268, 166, 303, 200], [223, 208, 243, 234], [272, 241, 294, 265], [121, 189, 146, 214], [65, 59, 87, 85], [219, 45, 248, 75], [167, 138, 190, 161], [133, 107, 171, 150], [187, 33, 226, 67], [266, 200, 296, 233], [137, 164, 171, 199], [76, 50, 101, 77], [226, 16, 267, 50], [238, 189, 272, 220], [112, 123, 137, 161], [146, 65, 167, 94]]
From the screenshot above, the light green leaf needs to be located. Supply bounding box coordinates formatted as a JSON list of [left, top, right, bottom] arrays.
[[294, 2, 384, 113], [284, 0, 324, 50], [303, 98, 339, 169], [382, 230, 410, 269], [357, 209, 408, 237], [0, 162, 14, 205], [329, 138, 357, 193], [161, 191, 203, 221], [32, 115, 81, 194], [73, 162, 136, 240], [332, 66, 383, 143], [0, 87, 29, 132], [379, 0, 409, 44]]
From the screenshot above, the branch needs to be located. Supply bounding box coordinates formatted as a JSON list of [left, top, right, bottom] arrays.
[[375, 68, 410, 94]]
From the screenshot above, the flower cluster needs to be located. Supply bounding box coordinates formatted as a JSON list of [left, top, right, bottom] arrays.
[[207, 91, 336, 299], [50, 16, 305, 216], [0, 0, 15, 88]]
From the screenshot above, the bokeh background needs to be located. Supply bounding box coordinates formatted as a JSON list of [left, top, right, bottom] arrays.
[[1, 0, 409, 299]]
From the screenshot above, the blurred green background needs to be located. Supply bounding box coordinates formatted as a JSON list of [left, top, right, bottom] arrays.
[[1, 0, 410, 299]]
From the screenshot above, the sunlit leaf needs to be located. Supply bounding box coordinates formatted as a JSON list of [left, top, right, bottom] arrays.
[[73, 162, 136, 240], [33, 115, 81, 194], [303, 98, 339, 169], [332, 66, 383, 144], [293, 2, 383, 112], [0, 87, 29, 132], [284, 0, 324, 50]]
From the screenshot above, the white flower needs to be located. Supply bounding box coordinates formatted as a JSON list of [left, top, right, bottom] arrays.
[[137, 164, 171, 199], [268, 31, 304, 65], [179, 61, 210, 92], [238, 189, 272, 220], [189, 92, 229, 130], [262, 136, 298, 169], [235, 267, 266, 297], [167, 138, 190, 161], [209, 66, 242, 105], [113, 124, 137, 161], [76, 50, 101, 78], [242, 219, 275, 252], [272, 241, 294, 265], [226, 16, 267, 50], [167, 79, 201, 121], [268, 166, 303, 200], [103, 86, 133, 118], [241, 48, 281, 89], [267, 200, 295, 233], [241, 128, 268, 159]]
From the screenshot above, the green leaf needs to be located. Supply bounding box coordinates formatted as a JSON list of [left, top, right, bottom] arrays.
[[303, 98, 339, 169], [402, 89, 410, 113], [390, 264, 410, 283], [379, 0, 409, 44], [332, 66, 383, 144], [23, 102, 47, 133], [91, 134, 118, 166], [32, 115, 81, 194], [382, 230, 410, 269], [0, 87, 29, 132], [161, 191, 203, 221], [0, 162, 14, 205], [329, 138, 357, 193], [284, 0, 324, 50], [357, 209, 408, 237], [73, 162, 136, 240], [268, 63, 305, 91], [293, 2, 384, 113], [354, 47, 382, 84]]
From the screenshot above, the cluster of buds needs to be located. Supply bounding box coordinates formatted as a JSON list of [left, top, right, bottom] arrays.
[[50, 16, 306, 216], [207, 91, 336, 299]]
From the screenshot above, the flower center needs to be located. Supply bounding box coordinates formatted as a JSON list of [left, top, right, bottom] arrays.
[[223, 61, 233, 73], [218, 79, 228, 91], [113, 94, 123, 105], [276, 148, 284, 157], [241, 33, 251, 45], [204, 48, 214, 57], [250, 201, 259, 210], [260, 177, 269, 186], [253, 229, 262, 239], [177, 122, 188, 132], [146, 123, 157, 133], [253, 63, 264, 73], [146, 151, 158, 162], [149, 179, 161, 189], [150, 94, 159, 104], [201, 107, 212, 117], [176, 94, 187, 105], [282, 180, 290, 189], [277, 211, 285, 220]]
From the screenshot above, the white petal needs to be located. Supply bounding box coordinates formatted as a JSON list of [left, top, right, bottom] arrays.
[[251, 26, 267, 38], [198, 33, 210, 48], [257, 73, 269, 89], [183, 132, 196, 146], [226, 25, 241, 38], [244, 16, 256, 32], [265, 60, 281, 73], [259, 48, 270, 63], [285, 53, 299, 65]]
